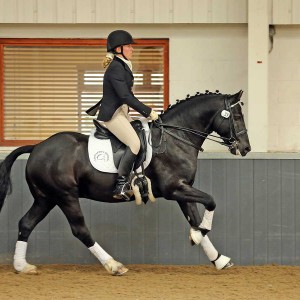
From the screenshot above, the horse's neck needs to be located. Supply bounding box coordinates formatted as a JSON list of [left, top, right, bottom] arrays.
[[158, 100, 208, 149], [163, 98, 218, 130], [160, 97, 221, 149]]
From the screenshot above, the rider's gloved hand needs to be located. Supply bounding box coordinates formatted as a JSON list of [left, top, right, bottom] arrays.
[[149, 109, 159, 121]]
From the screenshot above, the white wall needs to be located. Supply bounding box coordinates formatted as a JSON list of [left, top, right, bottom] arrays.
[[269, 26, 300, 152], [1, 1, 300, 153], [0, 23, 248, 152], [0, 0, 248, 24], [169, 25, 248, 152], [2, 0, 300, 25]]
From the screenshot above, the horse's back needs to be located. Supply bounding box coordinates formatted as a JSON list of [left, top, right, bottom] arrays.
[[26, 132, 90, 193], [29, 131, 88, 161]]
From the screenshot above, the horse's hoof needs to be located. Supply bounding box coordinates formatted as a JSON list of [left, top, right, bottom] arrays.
[[104, 258, 128, 276], [15, 263, 38, 275], [222, 261, 234, 269], [213, 254, 232, 270], [115, 265, 129, 276]]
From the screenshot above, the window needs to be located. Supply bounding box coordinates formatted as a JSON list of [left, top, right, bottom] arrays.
[[0, 39, 169, 146]]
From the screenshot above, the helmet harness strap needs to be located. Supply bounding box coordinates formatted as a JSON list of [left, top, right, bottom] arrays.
[[113, 45, 129, 61]]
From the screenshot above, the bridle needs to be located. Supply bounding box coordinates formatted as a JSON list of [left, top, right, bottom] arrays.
[[210, 96, 247, 150], [151, 96, 247, 152]]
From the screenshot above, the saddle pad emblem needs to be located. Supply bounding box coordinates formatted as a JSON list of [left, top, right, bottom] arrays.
[[94, 150, 110, 162]]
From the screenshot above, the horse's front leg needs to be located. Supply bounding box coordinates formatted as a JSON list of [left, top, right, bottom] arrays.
[[178, 202, 233, 270], [167, 184, 215, 238]]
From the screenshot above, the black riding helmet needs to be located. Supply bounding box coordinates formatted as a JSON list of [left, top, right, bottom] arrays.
[[106, 30, 135, 60]]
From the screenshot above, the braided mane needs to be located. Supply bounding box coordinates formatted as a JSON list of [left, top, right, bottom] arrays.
[[161, 90, 227, 115]]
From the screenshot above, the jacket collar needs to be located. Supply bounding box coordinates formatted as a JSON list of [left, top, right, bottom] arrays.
[[116, 55, 133, 71], [114, 56, 133, 75]]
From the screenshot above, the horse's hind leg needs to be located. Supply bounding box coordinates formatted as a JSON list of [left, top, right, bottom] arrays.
[[178, 202, 233, 270], [57, 197, 128, 275], [14, 198, 56, 274]]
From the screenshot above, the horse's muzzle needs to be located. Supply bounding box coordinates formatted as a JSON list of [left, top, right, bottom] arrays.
[[229, 143, 251, 156], [242, 146, 251, 156]]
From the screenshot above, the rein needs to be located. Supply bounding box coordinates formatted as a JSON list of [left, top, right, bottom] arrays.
[[151, 96, 245, 152]]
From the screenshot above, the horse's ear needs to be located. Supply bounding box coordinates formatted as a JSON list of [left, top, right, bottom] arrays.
[[237, 90, 243, 99], [230, 90, 243, 104]]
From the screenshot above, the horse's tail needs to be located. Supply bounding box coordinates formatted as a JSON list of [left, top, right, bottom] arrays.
[[0, 145, 35, 212]]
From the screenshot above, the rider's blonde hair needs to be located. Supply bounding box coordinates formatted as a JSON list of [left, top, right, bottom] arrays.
[[103, 52, 114, 68]]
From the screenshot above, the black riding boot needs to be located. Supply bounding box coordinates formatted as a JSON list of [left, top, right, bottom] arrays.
[[113, 147, 137, 200]]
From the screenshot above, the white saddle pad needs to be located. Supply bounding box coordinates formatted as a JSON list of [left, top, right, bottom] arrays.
[[88, 118, 152, 173]]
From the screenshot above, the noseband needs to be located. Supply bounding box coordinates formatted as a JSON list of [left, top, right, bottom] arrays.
[[151, 96, 246, 152]]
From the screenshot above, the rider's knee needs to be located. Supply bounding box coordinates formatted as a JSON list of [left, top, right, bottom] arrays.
[[129, 138, 140, 155]]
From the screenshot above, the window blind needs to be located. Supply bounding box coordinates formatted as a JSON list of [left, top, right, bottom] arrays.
[[1, 40, 168, 145]]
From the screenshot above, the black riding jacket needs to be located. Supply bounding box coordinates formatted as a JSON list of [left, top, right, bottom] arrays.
[[96, 56, 151, 122]]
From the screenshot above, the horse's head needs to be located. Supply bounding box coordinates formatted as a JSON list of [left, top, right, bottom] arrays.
[[158, 90, 251, 156], [211, 91, 251, 156]]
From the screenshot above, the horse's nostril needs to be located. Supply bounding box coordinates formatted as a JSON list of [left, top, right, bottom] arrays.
[[245, 146, 251, 153]]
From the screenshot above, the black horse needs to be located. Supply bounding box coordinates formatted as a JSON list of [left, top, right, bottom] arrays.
[[0, 90, 251, 275]]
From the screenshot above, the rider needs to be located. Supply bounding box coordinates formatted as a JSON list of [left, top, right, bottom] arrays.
[[88, 30, 159, 200]]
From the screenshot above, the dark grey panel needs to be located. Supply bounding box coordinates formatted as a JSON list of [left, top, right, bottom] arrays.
[[280, 160, 295, 265], [295, 161, 300, 265], [0, 158, 300, 266], [143, 201, 159, 264], [130, 202, 147, 264], [157, 200, 173, 264], [253, 160, 268, 264], [267, 160, 282, 264], [239, 160, 254, 265]]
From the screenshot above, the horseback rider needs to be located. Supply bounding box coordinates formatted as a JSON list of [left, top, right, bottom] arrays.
[[87, 30, 158, 200]]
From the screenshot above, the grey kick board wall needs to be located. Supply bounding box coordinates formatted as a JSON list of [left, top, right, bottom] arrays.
[[0, 159, 299, 266]]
